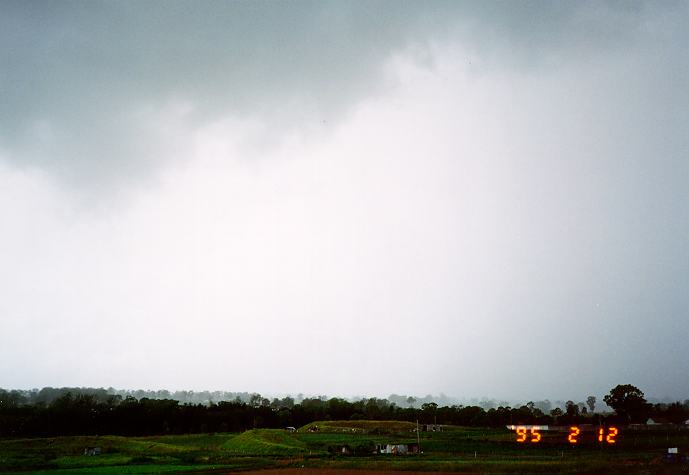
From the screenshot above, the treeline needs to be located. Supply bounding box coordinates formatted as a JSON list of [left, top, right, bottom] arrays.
[[1, 387, 688, 438], [0, 387, 464, 409], [0, 387, 260, 407], [0, 387, 583, 412]]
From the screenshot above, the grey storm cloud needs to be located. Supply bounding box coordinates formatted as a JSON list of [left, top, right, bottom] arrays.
[[2, 0, 442, 186], [1, 0, 672, 188]]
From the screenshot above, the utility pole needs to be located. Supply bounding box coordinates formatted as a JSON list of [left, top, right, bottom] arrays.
[[416, 419, 421, 454]]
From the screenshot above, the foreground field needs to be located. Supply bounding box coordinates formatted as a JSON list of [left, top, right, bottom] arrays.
[[1, 421, 689, 474]]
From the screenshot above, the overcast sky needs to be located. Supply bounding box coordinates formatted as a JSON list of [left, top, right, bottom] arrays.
[[2, 0, 688, 403]]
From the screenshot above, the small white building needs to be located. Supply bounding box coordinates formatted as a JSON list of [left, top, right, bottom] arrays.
[[83, 447, 101, 456]]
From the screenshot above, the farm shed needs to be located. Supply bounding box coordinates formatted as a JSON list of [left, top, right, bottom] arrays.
[[647, 417, 675, 429], [424, 424, 444, 432]]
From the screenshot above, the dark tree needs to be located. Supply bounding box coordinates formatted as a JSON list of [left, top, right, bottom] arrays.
[[665, 402, 689, 425], [603, 384, 650, 423], [586, 396, 596, 413], [565, 401, 579, 417]]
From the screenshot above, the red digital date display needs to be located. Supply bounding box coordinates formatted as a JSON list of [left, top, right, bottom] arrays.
[[508, 425, 618, 444]]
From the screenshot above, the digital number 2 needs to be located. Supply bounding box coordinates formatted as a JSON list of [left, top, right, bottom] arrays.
[[568, 426, 580, 444], [606, 427, 618, 444]]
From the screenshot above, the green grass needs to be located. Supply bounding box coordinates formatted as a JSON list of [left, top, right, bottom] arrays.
[[138, 433, 236, 448], [2, 424, 689, 473], [220, 429, 314, 456], [300, 420, 417, 433], [0, 433, 257, 473], [1, 463, 255, 475]]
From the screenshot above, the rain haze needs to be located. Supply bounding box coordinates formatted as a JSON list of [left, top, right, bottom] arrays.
[[1, 0, 688, 404]]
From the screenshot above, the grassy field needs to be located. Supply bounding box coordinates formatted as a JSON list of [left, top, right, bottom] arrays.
[[2, 421, 689, 473]]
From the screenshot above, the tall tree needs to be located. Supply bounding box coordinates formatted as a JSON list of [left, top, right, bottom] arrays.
[[586, 396, 596, 413], [603, 384, 649, 423]]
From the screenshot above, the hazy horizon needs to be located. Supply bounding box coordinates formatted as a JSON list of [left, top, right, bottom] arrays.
[[2, 1, 688, 402], [6, 385, 684, 412]]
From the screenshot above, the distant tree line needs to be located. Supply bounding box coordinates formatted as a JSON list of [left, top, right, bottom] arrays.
[[0, 385, 686, 438], [0, 387, 263, 407], [0, 387, 551, 411]]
